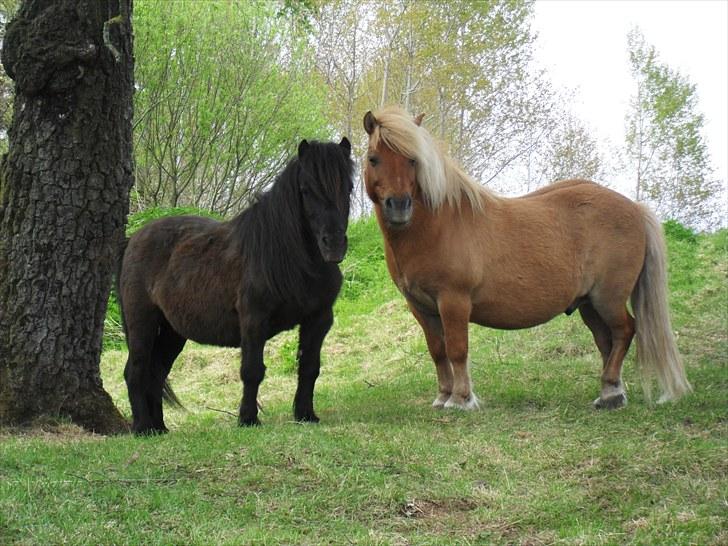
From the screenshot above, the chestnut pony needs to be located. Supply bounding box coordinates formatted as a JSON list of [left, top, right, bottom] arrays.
[[363, 106, 690, 410]]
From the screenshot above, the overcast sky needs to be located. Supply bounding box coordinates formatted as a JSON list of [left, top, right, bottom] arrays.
[[532, 0, 727, 196]]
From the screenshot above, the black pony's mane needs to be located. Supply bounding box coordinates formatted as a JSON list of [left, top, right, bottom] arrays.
[[230, 140, 353, 303]]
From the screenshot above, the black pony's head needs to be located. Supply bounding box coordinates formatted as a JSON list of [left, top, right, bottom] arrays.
[[235, 137, 354, 304], [297, 138, 354, 263]]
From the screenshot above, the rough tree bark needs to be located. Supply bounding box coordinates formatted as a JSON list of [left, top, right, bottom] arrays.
[[0, 0, 133, 432]]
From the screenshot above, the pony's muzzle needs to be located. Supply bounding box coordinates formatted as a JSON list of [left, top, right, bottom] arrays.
[[383, 195, 413, 226], [319, 232, 348, 263]]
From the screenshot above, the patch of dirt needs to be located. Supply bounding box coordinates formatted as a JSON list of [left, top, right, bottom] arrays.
[[398, 497, 478, 519], [395, 497, 557, 544]]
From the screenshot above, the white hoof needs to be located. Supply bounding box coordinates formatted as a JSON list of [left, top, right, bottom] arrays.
[[593, 392, 627, 410], [432, 394, 449, 409], [444, 393, 480, 411], [594, 383, 627, 410]]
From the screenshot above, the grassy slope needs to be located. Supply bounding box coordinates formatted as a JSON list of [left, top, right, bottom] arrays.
[[1, 218, 726, 545]]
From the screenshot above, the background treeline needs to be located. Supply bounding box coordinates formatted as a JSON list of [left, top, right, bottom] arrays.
[[0, 0, 723, 226]]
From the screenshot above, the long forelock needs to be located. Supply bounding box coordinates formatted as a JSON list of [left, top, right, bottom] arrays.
[[370, 106, 484, 212], [301, 141, 354, 213]]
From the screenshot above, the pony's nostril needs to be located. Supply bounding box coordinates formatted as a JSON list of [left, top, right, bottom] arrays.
[[384, 197, 411, 211], [322, 234, 330, 246]]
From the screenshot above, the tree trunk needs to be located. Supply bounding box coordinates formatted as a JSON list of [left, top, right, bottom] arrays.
[[0, 0, 133, 433]]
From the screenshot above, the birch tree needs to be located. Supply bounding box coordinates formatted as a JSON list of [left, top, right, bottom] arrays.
[[626, 28, 722, 228]]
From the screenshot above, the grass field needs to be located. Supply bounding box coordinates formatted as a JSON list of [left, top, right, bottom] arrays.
[[1, 218, 726, 545]]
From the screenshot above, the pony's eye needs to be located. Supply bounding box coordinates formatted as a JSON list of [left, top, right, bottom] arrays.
[[409, 158, 416, 167], [369, 156, 379, 167]]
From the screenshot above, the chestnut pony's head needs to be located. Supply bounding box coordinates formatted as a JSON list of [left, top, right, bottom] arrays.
[[362, 108, 426, 228], [362, 106, 483, 230]]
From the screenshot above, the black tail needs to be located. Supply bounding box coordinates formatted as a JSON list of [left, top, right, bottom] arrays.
[[162, 381, 184, 409]]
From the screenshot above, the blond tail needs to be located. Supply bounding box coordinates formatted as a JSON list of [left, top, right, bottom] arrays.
[[631, 205, 692, 403]]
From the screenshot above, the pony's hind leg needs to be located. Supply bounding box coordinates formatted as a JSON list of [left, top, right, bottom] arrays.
[[408, 302, 453, 408], [587, 301, 635, 409], [148, 321, 186, 431], [124, 309, 164, 434], [438, 293, 479, 410], [579, 303, 612, 369]]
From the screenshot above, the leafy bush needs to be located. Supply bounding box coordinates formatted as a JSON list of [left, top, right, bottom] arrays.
[[663, 219, 697, 244], [338, 217, 388, 300]]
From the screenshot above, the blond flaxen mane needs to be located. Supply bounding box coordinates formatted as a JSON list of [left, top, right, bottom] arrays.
[[369, 106, 488, 212]]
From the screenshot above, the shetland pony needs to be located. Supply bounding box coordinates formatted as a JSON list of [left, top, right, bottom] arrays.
[[118, 138, 354, 434], [362, 106, 690, 410]]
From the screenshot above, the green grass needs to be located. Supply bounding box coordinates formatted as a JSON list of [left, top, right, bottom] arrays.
[[1, 217, 726, 545]]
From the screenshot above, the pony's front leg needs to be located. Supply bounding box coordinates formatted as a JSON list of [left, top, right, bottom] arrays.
[[438, 293, 479, 410], [293, 307, 334, 422], [239, 336, 266, 426], [408, 302, 453, 408]]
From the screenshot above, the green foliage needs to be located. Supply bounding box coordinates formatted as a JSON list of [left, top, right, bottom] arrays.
[[277, 337, 299, 375], [338, 216, 394, 305], [133, 0, 331, 215], [626, 28, 723, 229], [539, 116, 604, 184], [663, 219, 697, 244], [709, 226, 728, 254], [311, 0, 556, 201], [104, 299, 125, 351], [385, 0, 546, 183], [5, 221, 727, 545]]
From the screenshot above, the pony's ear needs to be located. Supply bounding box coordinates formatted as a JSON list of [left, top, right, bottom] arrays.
[[339, 136, 351, 156], [363, 111, 377, 135], [298, 139, 309, 158], [414, 113, 425, 126]]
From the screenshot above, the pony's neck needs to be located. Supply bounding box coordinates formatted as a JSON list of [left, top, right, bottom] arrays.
[[231, 160, 320, 303]]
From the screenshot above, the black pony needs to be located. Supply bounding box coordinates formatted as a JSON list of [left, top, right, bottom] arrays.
[[118, 138, 354, 434]]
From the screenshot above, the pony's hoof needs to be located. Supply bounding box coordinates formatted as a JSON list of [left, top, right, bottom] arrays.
[[432, 393, 450, 409], [444, 393, 480, 411], [295, 412, 320, 423], [238, 416, 261, 427], [133, 425, 168, 437], [593, 393, 627, 410]]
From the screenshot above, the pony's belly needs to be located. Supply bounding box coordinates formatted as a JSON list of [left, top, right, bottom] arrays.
[[401, 277, 570, 330], [471, 300, 564, 330], [164, 307, 241, 348], [188, 328, 241, 348]]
